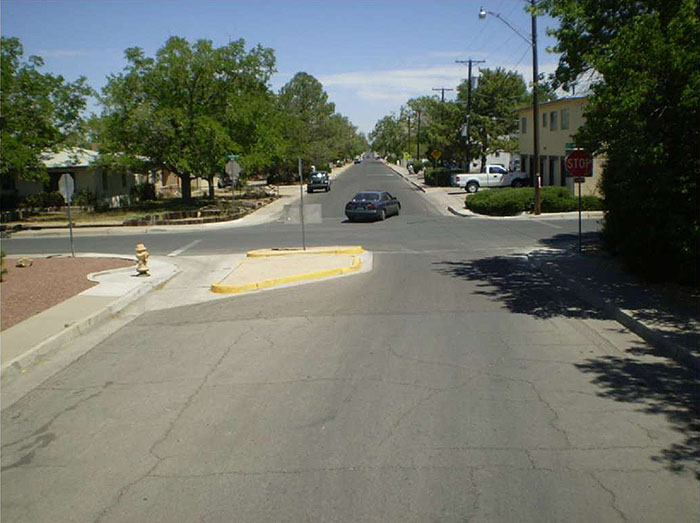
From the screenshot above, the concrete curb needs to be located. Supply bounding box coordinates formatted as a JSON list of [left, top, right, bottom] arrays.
[[447, 205, 604, 221], [447, 205, 476, 217], [247, 246, 365, 257], [211, 255, 362, 294], [1, 257, 180, 381], [384, 164, 427, 193], [535, 258, 699, 371]]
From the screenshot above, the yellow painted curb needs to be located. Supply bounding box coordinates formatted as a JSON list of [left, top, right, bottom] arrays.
[[246, 246, 365, 258], [210, 255, 362, 294]]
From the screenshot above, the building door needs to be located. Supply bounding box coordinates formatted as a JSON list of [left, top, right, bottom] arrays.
[[549, 157, 557, 186]]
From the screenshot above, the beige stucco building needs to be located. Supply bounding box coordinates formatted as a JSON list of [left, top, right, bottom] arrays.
[[516, 96, 603, 196]]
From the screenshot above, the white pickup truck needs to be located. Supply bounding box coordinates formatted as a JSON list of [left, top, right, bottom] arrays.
[[451, 164, 529, 193]]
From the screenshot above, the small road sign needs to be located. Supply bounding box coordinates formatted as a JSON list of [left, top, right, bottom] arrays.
[[225, 158, 242, 186], [431, 150, 442, 161], [565, 150, 593, 177], [58, 173, 74, 203], [574, 177, 586, 183]]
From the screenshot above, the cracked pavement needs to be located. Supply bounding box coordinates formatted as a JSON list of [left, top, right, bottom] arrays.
[[2, 161, 697, 522]]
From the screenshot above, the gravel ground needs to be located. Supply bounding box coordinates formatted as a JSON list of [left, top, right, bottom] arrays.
[[1, 256, 134, 331]]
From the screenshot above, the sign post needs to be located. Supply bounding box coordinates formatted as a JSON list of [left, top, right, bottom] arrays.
[[298, 157, 306, 251], [225, 154, 241, 209], [565, 150, 593, 253], [58, 173, 75, 257]]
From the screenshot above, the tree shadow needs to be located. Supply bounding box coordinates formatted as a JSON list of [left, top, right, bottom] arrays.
[[434, 243, 699, 476], [434, 255, 605, 320], [576, 346, 699, 475]]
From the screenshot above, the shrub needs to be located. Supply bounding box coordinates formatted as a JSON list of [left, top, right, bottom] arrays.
[[409, 161, 425, 174], [465, 187, 603, 216], [19, 191, 65, 209], [130, 182, 157, 202], [266, 171, 298, 185], [425, 167, 454, 187], [73, 189, 97, 208]]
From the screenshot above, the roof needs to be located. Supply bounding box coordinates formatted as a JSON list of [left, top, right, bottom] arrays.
[[40, 148, 98, 169], [515, 96, 588, 113]]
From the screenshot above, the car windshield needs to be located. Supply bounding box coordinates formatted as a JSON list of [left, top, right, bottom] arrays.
[[353, 192, 380, 201], [310, 173, 325, 181]]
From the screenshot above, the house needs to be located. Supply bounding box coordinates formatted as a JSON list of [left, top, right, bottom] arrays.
[[1, 148, 137, 207], [42, 148, 136, 206], [516, 97, 603, 196]]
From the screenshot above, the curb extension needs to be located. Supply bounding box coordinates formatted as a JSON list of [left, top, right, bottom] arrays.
[[211, 252, 363, 294], [1, 259, 180, 381], [537, 259, 699, 371]]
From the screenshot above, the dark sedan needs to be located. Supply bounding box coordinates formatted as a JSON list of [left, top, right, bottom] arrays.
[[345, 191, 401, 222]]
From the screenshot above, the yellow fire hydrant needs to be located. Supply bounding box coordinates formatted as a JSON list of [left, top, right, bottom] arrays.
[[135, 243, 150, 276]]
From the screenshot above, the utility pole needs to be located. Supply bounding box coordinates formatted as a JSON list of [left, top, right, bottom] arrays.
[[432, 87, 454, 102], [407, 115, 412, 160], [531, 0, 542, 214], [416, 110, 422, 160], [456, 59, 485, 165]]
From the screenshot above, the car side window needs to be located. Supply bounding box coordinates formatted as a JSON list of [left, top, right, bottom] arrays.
[[381, 193, 389, 201]]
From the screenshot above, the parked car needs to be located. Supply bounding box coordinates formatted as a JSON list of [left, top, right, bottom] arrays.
[[451, 164, 529, 193], [307, 171, 331, 193], [217, 175, 233, 188], [345, 191, 401, 222], [353, 157, 362, 164]]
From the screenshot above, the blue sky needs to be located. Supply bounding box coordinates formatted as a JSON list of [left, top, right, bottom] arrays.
[[2, 0, 563, 135]]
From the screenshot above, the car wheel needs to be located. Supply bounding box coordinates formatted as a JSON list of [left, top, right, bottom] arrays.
[[307, 188, 312, 193], [512, 179, 524, 188], [379, 209, 386, 221], [466, 181, 479, 194]]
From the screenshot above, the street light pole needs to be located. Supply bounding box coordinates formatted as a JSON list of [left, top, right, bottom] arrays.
[[479, 2, 541, 214]]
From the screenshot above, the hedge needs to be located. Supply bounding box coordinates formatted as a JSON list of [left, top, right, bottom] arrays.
[[464, 186, 603, 216], [425, 167, 458, 187]]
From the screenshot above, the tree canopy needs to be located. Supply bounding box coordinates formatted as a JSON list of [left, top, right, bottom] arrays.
[[1, 36, 93, 183], [541, 0, 699, 283]]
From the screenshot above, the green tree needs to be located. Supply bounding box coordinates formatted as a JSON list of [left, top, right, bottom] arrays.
[[100, 36, 276, 200], [278, 72, 337, 170], [369, 114, 405, 159], [1, 37, 93, 185], [458, 68, 529, 170], [541, 0, 699, 283]]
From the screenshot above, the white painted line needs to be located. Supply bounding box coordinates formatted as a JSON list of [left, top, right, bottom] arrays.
[[531, 219, 563, 229], [167, 240, 201, 257]]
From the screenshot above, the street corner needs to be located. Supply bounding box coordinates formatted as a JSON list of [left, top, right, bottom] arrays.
[[210, 246, 371, 294]]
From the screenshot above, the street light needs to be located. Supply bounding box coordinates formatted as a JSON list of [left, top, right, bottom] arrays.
[[479, 2, 541, 215]]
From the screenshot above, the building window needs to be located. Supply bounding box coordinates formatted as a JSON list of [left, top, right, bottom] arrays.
[[561, 108, 569, 130], [521, 117, 527, 134], [550, 111, 558, 130], [542, 112, 547, 128]]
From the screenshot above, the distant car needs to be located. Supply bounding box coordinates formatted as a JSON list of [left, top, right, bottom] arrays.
[[353, 157, 362, 164], [218, 175, 233, 188], [307, 171, 331, 193], [345, 191, 401, 222]]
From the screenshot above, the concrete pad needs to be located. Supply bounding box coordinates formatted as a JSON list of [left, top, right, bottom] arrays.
[[212, 254, 360, 294], [211, 246, 367, 294]]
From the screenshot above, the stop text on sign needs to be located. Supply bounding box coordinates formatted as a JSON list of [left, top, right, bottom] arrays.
[[565, 151, 593, 177]]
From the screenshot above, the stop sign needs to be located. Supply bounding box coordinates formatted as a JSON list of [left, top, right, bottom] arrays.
[[565, 150, 593, 177]]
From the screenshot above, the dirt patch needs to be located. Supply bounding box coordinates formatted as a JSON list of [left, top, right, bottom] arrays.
[[1, 257, 134, 331]]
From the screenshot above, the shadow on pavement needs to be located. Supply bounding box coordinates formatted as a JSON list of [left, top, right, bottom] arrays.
[[434, 244, 699, 476], [576, 346, 699, 475]]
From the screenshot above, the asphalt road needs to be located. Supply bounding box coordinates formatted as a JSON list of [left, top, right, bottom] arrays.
[[2, 161, 697, 522]]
